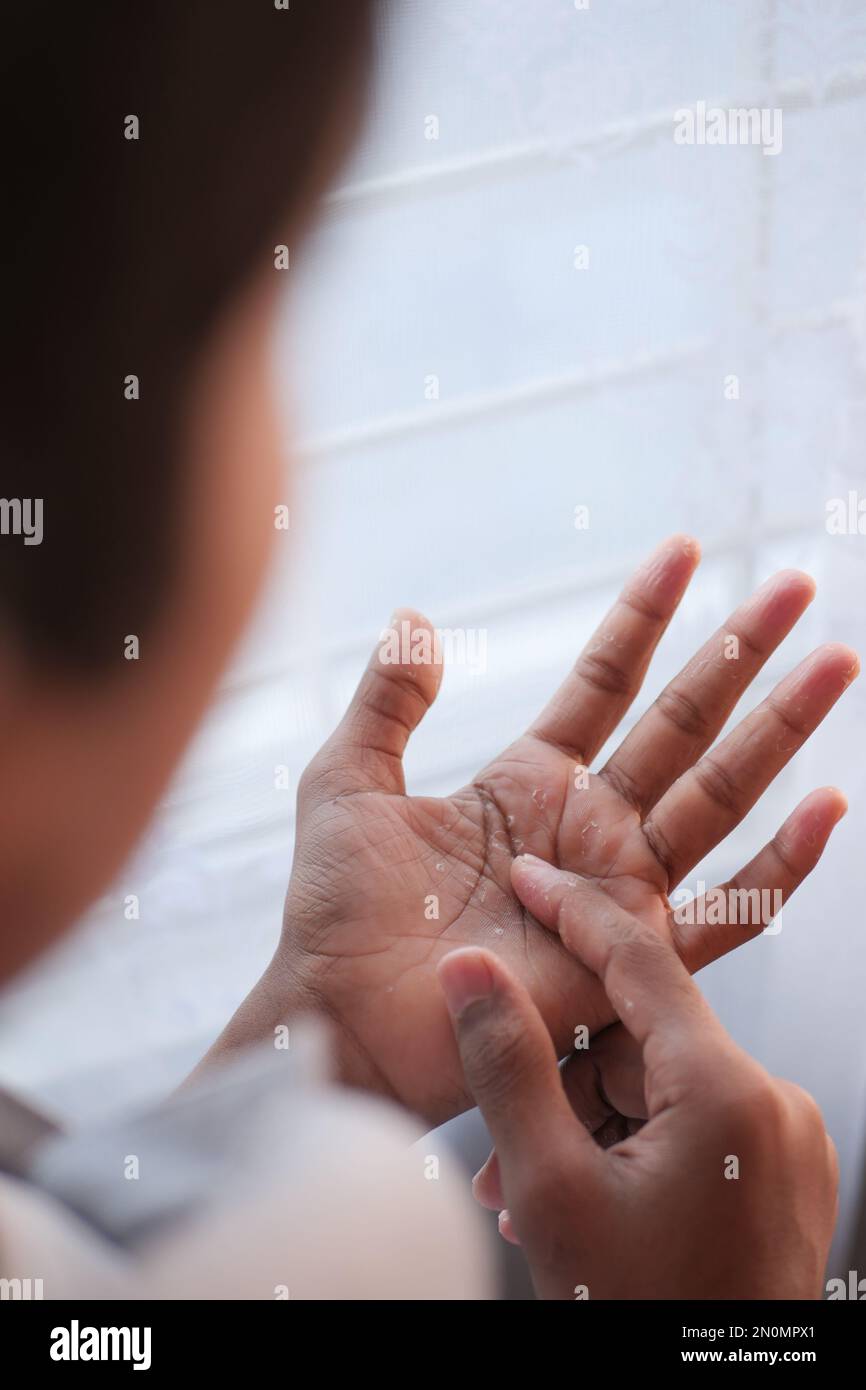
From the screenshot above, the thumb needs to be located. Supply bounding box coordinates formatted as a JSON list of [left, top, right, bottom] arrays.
[[307, 609, 442, 798], [437, 948, 599, 1193]]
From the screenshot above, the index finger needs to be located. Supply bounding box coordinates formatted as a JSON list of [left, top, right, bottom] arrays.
[[511, 854, 724, 1093]]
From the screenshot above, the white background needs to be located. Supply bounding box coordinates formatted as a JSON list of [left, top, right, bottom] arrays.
[[2, 0, 866, 1274]]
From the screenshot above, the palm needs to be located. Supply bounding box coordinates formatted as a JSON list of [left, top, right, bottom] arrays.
[[283, 544, 853, 1123], [290, 742, 664, 1121]]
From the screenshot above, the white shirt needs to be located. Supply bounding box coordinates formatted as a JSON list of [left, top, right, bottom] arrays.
[[0, 1037, 491, 1300]]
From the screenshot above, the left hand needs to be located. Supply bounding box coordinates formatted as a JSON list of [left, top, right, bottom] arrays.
[[207, 537, 855, 1124]]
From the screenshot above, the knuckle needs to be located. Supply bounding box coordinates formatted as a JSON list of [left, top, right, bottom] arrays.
[[655, 683, 711, 741], [364, 665, 423, 724], [776, 1079, 827, 1136], [693, 754, 745, 818], [599, 761, 644, 814], [725, 1070, 827, 1152], [575, 649, 634, 698], [714, 1064, 782, 1139], [608, 921, 671, 978]]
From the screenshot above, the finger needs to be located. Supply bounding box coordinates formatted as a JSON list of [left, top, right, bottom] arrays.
[[305, 608, 443, 798], [601, 569, 815, 816], [565, 1024, 649, 1124], [472, 1150, 505, 1212], [642, 643, 859, 886], [497, 1210, 520, 1245], [510, 855, 723, 1093], [472, 1157, 518, 1247], [437, 948, 597, 1186], [529, 535, 700, 763], [672, 786, 848, 969], [473, 1025, 647, 1214]]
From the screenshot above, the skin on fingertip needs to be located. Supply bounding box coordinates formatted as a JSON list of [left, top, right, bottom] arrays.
[[777, 786, 848, 857], [472, 1154, 502, 1211], [497, 1208, 520, 1246], [511, 851, 560, 882], [802, 785, 848, 821], [628, 534, 700, 604], [655, 532, 700, 562], [437, 948, 496, 1017], [510, 853, 580, 918]]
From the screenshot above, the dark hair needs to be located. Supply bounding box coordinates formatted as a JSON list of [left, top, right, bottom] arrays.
[[1, 1, 374, 669]]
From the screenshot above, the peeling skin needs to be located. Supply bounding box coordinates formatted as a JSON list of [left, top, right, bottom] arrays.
[[579, 818, 602, 851], [612, 988, 633, 1014], [689, 654, 714, 676], [586, 633, 625, 658]]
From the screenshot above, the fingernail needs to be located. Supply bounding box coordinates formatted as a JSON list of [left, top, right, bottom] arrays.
[[438, 950, 494, 1017]]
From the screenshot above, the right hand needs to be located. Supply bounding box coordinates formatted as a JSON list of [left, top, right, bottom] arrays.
[[438, 856, 838, 1300]]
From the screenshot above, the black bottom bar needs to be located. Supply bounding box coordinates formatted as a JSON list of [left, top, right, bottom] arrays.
[[4, 1297, 863, 1376]]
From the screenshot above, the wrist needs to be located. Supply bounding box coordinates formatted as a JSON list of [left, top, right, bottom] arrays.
[[186, 949, 315, 1084], [266, 942, 403, 1105], [188, 944, 396, 1105]]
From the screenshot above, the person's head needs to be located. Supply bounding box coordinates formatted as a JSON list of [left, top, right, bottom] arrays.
[[0, 1, 376, 978]]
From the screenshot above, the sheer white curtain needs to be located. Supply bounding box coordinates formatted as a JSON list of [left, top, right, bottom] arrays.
[[2, 0, 866, 1270]]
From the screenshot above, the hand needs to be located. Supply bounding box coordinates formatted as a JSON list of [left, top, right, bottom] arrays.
[[208, 536, 855, 1123], [474, 799, 844, 1229], [438, 858, 839, 1300], [472, 1020, 650, 1243]]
